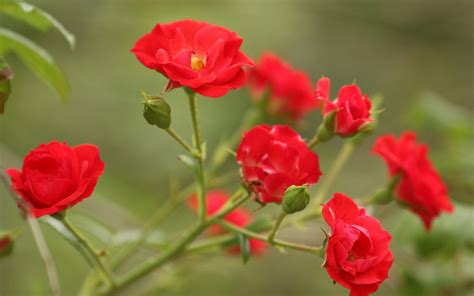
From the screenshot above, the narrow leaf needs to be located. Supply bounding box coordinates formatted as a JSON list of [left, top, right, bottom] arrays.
[[0, 0, 75, 48], [0, 28, 69, 100], [238, 233, 250, 264]]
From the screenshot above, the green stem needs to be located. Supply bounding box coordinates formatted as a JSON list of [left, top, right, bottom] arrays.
[[187, 90, 207, 222], [101, 191, 249, 295], [60, 217, 116, 288], [307, 134, 321, 149], [219, 221, 322, 255], [267, 212, 287, 243], [165, 128, 196, 155], [79, 184, 195, 295], [312, 141, 356, 209], [185, 233, 235, 254]]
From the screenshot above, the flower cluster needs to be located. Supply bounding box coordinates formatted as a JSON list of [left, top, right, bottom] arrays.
[[3, 18, 456, 296]]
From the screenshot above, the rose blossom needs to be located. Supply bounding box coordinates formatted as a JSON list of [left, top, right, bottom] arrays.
[[6, 141, 104, 218], [236, 125, 322, 204], [322, 193, 393, 296], [248, 53, 318, 120], [188, 190, 266, 255], [372, 132, 453, 230], [132, 19, 254, 98], [315, 77, 372, 137]]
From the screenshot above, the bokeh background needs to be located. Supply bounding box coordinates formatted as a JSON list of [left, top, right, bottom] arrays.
[[1, 0, 473, 295]]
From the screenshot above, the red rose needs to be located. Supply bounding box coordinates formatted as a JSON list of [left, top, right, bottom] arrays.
[[6, 141, 104, 218], [187, 190, 266, 255], [236, 125, 322, 203], [315, 77, 372, 137], [322, 193, 393, 296], [372, 132, 453, 230], [248, 53, 318, 120], [131, 19, 254, 98]]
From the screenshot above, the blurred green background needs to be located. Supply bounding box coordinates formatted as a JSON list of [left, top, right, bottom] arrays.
[[1, 0, 473, 295]]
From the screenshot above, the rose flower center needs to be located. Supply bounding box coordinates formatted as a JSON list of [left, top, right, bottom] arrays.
[[191, 54, 206, 71]]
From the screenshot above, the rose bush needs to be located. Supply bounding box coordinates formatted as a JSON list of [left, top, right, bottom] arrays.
[[6, 141, 104, 218], [132, 19, 254, 98], [236, 124, 322, 204]]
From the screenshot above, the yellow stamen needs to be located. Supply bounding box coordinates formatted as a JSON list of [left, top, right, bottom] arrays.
[[191, 54, 206, 71]]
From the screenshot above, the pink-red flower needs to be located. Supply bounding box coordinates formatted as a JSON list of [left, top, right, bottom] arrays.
[[188, 190, 266, 255], [236, 125, 322, 204], [322, 193, 393, 296], [315, 77, 372, 137], [372, 132, 453, 230], [6, 141, 104, 218], [131, 19, 254, 98], [247, 53, 318, 120]]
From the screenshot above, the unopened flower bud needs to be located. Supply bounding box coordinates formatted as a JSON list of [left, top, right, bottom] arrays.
[[282, 185, 310, 214], [143, 96, 171, 129]]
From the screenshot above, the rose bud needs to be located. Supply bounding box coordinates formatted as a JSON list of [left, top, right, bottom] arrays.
[[282, 185, 310, 214], [315, 77, 372, 137], [132, 19, 254, 98], [0, 234, 14, 258], [236, 125, 322, 204], [187, 190, 266, 255], [142, 95, 171, 129], [6, 141, 104, 218], [373, 132, 453, 230], [322, 193, 393, 296], [247, 53, 318, 121]]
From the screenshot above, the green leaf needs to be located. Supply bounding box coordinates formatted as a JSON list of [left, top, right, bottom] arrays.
[[40, 216, 94, 265], [0, 28, 69, 100], [237, 233, 250, 264], [0, 56, 13, 114], [0, 0, 75, 48]]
